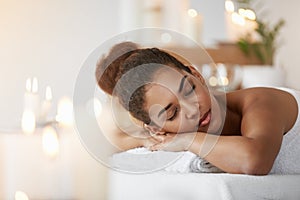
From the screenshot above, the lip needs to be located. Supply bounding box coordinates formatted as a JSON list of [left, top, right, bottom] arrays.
[[198, 110, 211, 127]]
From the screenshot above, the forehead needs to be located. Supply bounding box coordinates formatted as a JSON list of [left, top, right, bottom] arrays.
[[145, 68, 186, 106], [152, 68, 185, 92]]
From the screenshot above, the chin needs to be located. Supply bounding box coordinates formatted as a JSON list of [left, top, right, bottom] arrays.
[[176, 126, 199, 134], [207, 118, 222, 134]]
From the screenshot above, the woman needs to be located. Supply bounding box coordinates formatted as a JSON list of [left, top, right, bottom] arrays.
[[95, 41, 300, 175]]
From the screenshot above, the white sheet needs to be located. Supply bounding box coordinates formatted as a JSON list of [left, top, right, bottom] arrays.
[[108, 171, 300, 200], [109, 148, 300, 200]]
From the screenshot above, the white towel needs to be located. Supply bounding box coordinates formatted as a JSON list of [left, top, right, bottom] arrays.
[[109, 171, 300, 200], [270, 87, 300, 174], [190, 155, 224, 173], [111, 147, 223, 173]]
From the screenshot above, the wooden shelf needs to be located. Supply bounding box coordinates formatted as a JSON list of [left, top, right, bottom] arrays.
[[206, 42, 263, 65], [164, 42, 263, 66]]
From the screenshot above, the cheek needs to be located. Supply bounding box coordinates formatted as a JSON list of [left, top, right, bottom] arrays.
[[162, 119, 177, 131], [196, 87, 211, 106], [161, 119, 180, 133], [162, 112, 189, 133]]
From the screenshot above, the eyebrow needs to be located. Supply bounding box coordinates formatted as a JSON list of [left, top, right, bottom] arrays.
[[158, 103, 172, 118], [178, 75, 188, 93], [157, 75, 187, 118]]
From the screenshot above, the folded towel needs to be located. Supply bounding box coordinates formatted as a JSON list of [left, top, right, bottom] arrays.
[[190, 156, 223, 173], [111, 147, 223, 173]]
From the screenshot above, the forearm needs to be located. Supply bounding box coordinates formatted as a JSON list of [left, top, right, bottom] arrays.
[[108, 132, 145, 153], [188, 133, 273, 175], [99, 103, 147, 153]]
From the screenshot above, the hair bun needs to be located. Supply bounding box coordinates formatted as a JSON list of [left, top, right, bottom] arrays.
[[96, 41, 139, 95], [109, 41, 139, 59]]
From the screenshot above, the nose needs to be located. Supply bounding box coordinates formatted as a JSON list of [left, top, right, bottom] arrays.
[[181, 101, 199, 120]]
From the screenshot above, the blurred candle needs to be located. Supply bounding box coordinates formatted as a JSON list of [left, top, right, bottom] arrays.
[[23, 77, 40, 118], [184, 9, 203, 45], [141, 0, 162, 42], [231, 12, 245, 26], [26, 78, 31, 92], [15, 191, 29, 200], [42, 126, 59, 157], [238, 8, 256, 21], [226, 9, 257, 42], [32, 77, 38, 93], [226, 11, 244, 41], [56, 97, 73, 127], [21, 110, 36, 135], [143, 0, 162, 27], [39, 86, 52, 122], [1, 130, 74, 199]]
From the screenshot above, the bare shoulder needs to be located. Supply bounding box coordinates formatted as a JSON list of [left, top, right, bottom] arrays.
[[227, 87, 298, 136], [227, 87, 297, 112]]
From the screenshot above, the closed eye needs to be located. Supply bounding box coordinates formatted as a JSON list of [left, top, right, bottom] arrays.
[[168, 107, 178, 121], [184, 84, 195, 97]]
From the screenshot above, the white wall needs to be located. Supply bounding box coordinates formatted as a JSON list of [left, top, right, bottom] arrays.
[[190, 0, 227, 46], [261, 0, 300, 90]]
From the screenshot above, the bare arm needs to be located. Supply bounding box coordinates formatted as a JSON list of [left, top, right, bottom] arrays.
[[188, 133, 279, 175], [152, 126, 281, 175], [151, 89, 298, 175]]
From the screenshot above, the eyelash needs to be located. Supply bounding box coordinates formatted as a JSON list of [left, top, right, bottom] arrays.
[[167, 81, 196, 121], [168, 107, 178, 121], [184, 83, 196, 97]]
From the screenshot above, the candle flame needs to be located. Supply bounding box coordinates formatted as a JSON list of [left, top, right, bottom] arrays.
[[42, 126, 59, 157], [219, 77, 229, 86], [25, 78, 31, 92], [32, 77, 38, 93], [188, 9, 198, 18], [231, 12, 245, 26], [209, 76, 218, 87], [21, 110, 36, 135], [238, 8, 256, 21], [45, 86, 52, 101], [225, 0, 235, 13]]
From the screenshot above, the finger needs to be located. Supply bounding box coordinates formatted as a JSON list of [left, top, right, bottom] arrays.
[[149, 145, 158, 151], [149, 144, 164, 151], [150, 134, 166, 142], [159, 134, 175, 143], [155, 131, 166, 135], [143, 137, 160, 148]]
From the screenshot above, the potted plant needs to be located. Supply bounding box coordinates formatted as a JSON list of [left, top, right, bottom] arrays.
[[236, 18, 286, 88], [237, 19, 285, 65]]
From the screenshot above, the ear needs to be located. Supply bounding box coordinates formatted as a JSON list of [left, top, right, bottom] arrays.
[[186, 65, 205, 85]]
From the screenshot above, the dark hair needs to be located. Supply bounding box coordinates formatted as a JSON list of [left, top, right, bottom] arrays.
[[95, 41, 191, 124]]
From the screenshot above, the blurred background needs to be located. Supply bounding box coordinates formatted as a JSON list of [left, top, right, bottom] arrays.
[[0, 0, 299, 199]]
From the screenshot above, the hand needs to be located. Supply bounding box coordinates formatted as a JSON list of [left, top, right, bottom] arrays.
[[140, 130, 167, 149], [149, 132, 197, 152]]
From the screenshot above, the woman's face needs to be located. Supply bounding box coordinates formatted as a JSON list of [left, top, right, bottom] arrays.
[[144, 67, 222, 134]]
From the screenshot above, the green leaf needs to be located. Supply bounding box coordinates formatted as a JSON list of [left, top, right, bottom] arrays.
[[236, 17, 285, 65], [237, 39, 250, 55]]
